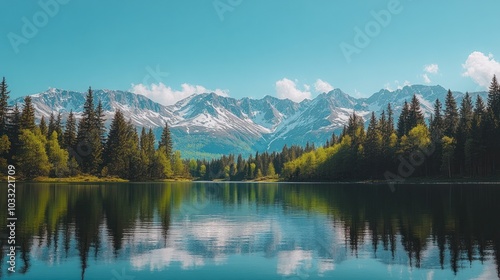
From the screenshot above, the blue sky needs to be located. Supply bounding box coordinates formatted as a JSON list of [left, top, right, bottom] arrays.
[[2, 0, 500, 104]]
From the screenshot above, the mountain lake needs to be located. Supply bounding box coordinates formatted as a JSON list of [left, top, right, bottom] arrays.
[[1, 182, 499, 280]]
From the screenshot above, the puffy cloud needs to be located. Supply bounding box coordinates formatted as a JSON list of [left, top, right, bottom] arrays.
[[130, 83, 229, 105], [314, 79, 334, 93], [421, 63, 439, 84], [424, 64, 439, 74], [462, 51, 500, 89], [275, 78, 312, 102]]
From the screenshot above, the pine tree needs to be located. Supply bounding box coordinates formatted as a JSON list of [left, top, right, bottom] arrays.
[[397, 101, 410, 137], [63, 110, 77, 150], [55, 112, 63, 144], [140, 127, 156, 179], [486, 75, 500, 174], [94, 100, 106, 145], [48, 112, 56, 136], [455, 93, 474, 175], [20, 96, 36, 131], [469, 96, 486, 176], [76, 87, 102, 174], [429, 99, 444, 176], [488, 74, 500, 121], [0, 134, 10, 172], [430, 99, 444, 141], [104, 109, 127, 176], [6, 104, 21, 160], [443, 90, 458, 137], [408, 95, 425, 130], [364, 112, 381, 178], [39, 115, 48, 137], [0, 77, 10, 136], [159, 122, 173, 161], [386, 103, 394, 136]]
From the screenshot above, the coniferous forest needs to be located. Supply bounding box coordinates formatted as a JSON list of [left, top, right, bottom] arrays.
[[1, 76, 499, 182]]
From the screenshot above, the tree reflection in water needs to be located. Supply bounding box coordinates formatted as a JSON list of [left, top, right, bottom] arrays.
[[0, 183, 499, 279]]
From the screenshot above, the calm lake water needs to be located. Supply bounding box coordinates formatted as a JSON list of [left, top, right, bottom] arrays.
[[1, 182, 499, 280]]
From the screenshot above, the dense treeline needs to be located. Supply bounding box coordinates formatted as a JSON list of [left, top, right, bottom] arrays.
[[281, 76, 500, 181], [0, 81, 187, 180], [1, 75, 499, 181], [188, 143, 315, 180]]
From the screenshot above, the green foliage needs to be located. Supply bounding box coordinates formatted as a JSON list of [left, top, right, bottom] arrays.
[[267, 162, 276, 177], [16, 129, 50, 179], [397, 101, 410, 137], [76, 87, 104, 174], [104, 110, 141, 179], [159, 122, 173, 160], [408, 94, 425, 129], [46, 131, 69, 177], [63, 110, 77, 149], [173, 150, 184, 177], [39, 116, 48, 137], [0, 77, 10, 135], [441, 136, 455, 178], [153, 146, 173, 179], [199, 164, 206, 178], [20, 96, 36, 131], [444, 90, 458, 137]]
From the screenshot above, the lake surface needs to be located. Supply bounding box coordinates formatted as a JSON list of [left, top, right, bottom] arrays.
[[1, 182, 499, 280]]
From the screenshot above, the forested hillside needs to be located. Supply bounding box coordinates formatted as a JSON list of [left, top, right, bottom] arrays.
[[1, 76, 499, 181]]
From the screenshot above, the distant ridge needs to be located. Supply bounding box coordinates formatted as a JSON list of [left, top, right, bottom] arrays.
[[11, 85, 488, 158]]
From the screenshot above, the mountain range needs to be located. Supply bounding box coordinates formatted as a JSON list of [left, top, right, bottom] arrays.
[[11, 85, 488, 159]]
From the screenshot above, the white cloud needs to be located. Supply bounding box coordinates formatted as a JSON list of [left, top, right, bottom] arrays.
[[314, 79, 334, 93], [422, 73, 431, 84], [130, 82, 229, 106], [462, 51, 500, 89], [275, 78, 312, 102], [424, 64, 439, 74], [421, 63, 439, 84]]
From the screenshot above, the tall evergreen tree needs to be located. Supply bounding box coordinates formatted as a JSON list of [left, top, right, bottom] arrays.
[[0, 77, 10, 136], [55, 112, 63, 144], [94, 100, 106, 145], [386, 103, 394, 136], [364, 112, 382, 178], [397, 101, 410, 137], [76, 87, 102, 174], [429, 98, 444, 175], [39, 115, 48, 137], [443, 90, 459, 137], [104, 109, 127, 176], [430, 99, 444, 141], [455, 93, 474, 175], [488, 74, 500, 121], [104, 110, 140, 179], [6, 104, 21, 160], [63, 110, 77, 150], [469, 96, 486, 176], [140, 127, 156, 179], [159, 122, 173, 161], [48, 112, 56, 136], [20, 96, 36, 131], [408, 95, 425, 130]]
